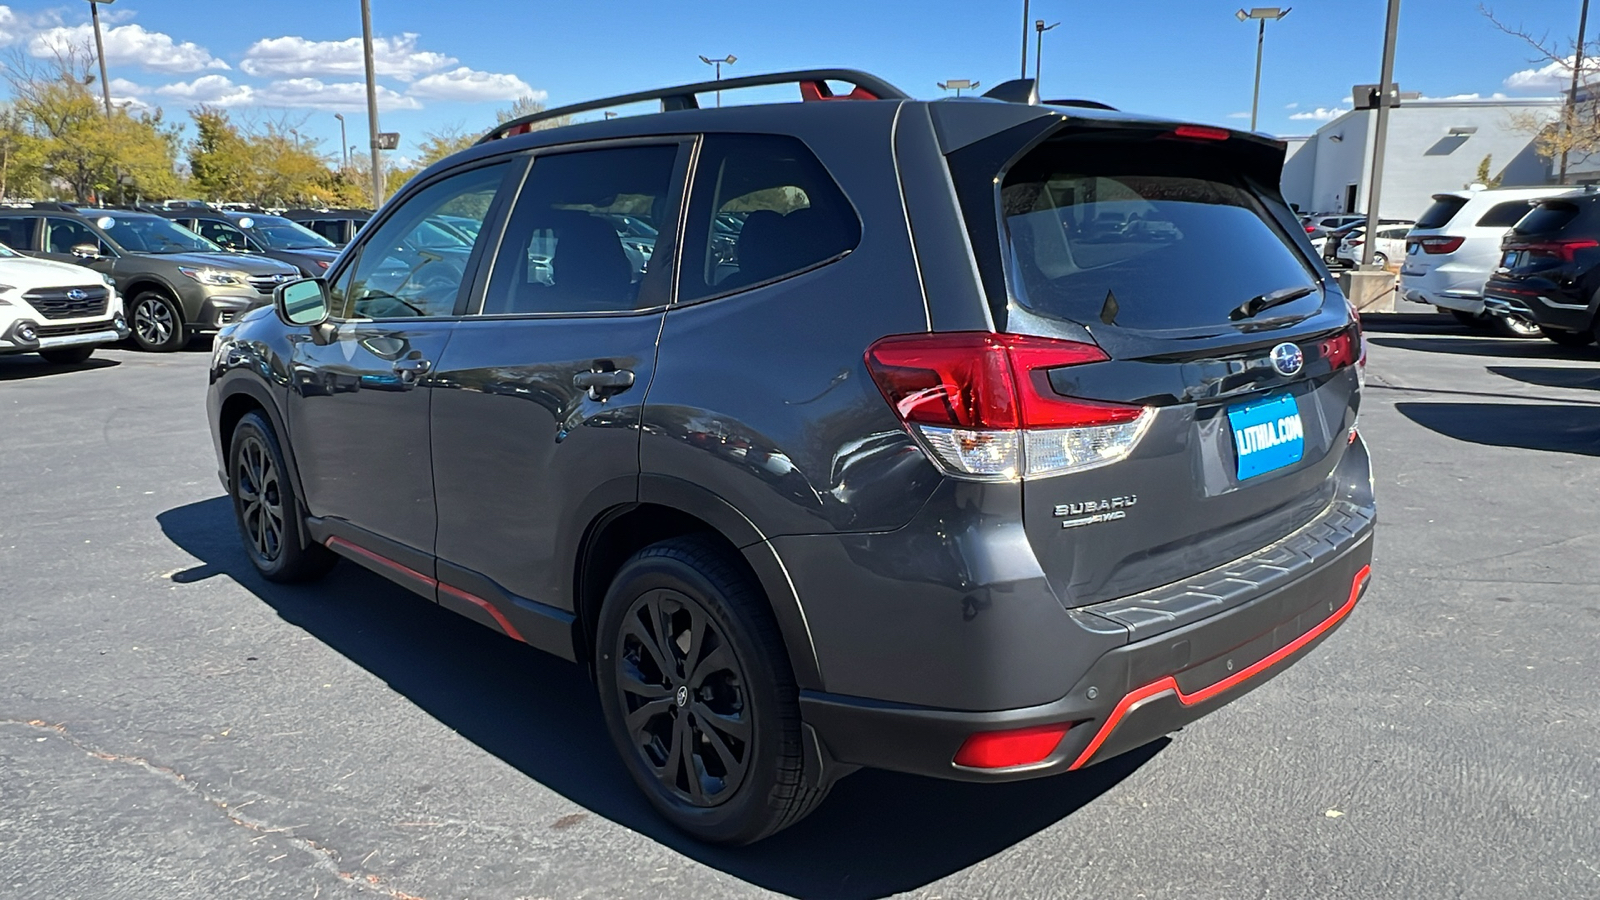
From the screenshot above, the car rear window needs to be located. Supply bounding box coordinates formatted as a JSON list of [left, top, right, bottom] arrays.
[[1000, 141, 1316, 331], [1475, 201, 1533, 228], [1414, 196, 1468, 229], [1512, 202, 1580, 236]]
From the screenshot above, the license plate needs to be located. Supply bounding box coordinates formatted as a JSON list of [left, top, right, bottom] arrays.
[[1227, 394, 1304, 480]]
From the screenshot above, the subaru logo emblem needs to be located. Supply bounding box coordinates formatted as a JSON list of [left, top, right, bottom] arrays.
[[66, 289, 87, 301], [675, 685, 689, 708], [1270, 342, 1304, 377]]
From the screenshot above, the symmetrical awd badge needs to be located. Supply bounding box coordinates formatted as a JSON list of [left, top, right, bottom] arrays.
[[1054, 495, 1137, 529]]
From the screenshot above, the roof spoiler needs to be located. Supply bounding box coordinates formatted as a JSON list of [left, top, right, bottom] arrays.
[[480, 68, 911, 143], [982, 79, 1039, 105]]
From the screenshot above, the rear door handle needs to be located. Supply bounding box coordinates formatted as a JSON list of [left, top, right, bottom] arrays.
[[392, 355, 432, 383], [572, 367, 635, 400]]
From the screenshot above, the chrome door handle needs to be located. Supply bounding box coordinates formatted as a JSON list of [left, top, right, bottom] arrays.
[[572, 367, 635, 400]]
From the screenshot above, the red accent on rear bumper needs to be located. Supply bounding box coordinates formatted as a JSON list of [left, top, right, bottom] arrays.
[[1067, 564, 1372, 770]]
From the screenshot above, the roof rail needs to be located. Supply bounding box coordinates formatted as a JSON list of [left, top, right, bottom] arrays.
[[480, 68, 910, 143], [29, 201, 78, 212]]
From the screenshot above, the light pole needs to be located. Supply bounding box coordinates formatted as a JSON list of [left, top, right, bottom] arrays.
[[1236, 7, 1290, 132], [1562, 0, 1592, 184], [698, 55, 736, 107], [1021, 0, 1031, 79], [334, 113, 349, 172], [87, 0, 115, 118], [1361, 0, 1400, 269], [360, 0, 383, 208], [937, 79, 980, 97], [1034, 20, 1060, 89]]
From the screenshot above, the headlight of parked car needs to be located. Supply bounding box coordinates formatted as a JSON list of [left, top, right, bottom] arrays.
[[99, 272, 116, 288], [178, 266, 246, 286]]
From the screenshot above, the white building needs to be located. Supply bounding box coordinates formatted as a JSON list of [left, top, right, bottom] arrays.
[[1279, 96, 1563, 220]]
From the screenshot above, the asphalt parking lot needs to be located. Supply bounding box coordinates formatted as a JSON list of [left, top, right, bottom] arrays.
[[1, 320, 1596, 900]]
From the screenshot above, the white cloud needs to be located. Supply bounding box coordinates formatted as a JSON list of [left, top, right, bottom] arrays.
[[0, 6, 20, 48], [407, 67, 537, 103], [241, 33, 454, 81], [1502, 57, 1599, 93], [156, 75, 256, 107], [1289, 107, 1346, 122], [109, 77, 147, 96], [29, 22, 228, 73], [1225, 111, 1251, 119], [1284, 102, 1299, 109], [256, 78, 421, 112]]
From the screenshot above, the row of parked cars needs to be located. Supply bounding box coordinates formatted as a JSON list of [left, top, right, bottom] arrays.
[[1302, 184, 1600, 345], [0, 203, 371, 361]]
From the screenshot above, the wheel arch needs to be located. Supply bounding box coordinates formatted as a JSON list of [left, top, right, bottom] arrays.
[[572, 476, 822, 691], [215, 377, 313, 549], [124, 277, 186, 324]]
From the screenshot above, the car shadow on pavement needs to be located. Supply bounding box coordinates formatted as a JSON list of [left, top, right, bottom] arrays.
[[1366, 335, 1588, 360], [1488, 366, 1600, 393], [1395, 402, 1600, 457], [158, 496, 1161, 900], [0, 355, 119, 380]]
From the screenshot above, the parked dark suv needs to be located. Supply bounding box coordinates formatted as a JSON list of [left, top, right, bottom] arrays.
[[206, 70, 1375, 844], [280, 208, 370, 247], [0, 204, 300, 351], [156, 208, 342, 277], [1483, 189, 1600, 347]]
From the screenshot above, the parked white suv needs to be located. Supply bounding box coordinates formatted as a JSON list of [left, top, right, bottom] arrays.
[[0, 241, 127, 363], [1400, 186, 1574, 335]]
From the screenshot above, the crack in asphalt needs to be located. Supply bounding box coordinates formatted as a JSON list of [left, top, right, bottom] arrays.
[[0, 718, 429, 900]]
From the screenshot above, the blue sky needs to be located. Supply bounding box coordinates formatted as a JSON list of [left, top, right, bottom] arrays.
[[1, 0, 1590, 162]]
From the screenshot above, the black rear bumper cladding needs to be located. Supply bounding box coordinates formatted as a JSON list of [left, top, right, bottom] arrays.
[[800, 531, 1373, 783]]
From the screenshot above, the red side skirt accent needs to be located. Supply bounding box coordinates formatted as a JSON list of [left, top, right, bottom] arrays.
[[439, 583, 527, 644], [1068, 565, 1372, 770], [325, 536, 526, 644]]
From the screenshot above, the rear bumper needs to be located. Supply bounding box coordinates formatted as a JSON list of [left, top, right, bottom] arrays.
[[800, 520, 1374, 783], [1484, 289, 1593, 332]]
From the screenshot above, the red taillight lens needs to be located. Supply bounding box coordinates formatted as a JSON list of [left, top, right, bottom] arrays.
[[864, 332, 1150, 479], [1304, 225, 1317, 233], [954, 723, 1072, 769], [1511, 238, 1599, 263], [1171, 125, 1230, 141], [1418, 236, 1465, 254], [1320, 328, 1359, 369]]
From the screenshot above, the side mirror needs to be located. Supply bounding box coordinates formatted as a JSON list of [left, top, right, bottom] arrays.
[[70, 243, 101, 260], [275, 277, 331, 327]]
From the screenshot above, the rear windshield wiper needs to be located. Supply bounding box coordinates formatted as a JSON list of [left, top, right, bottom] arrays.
[[1230, 285, 1317, 321]]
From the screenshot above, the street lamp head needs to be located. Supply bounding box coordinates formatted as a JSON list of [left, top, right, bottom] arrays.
[[334, 112, 344, 121], [1237, 6, 1290, 20]]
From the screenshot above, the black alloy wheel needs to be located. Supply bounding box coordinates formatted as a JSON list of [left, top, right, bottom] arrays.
[[596, 537, 828, 844], [1490, 314, 1542, 339], [227, 411, 337, 583], [129, 291, 186, 352], [616, 587, 753, 808]]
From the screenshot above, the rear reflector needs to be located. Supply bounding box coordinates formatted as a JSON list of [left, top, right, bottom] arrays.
[[954, 723, 1072, 769], [865, 332, 1151, 480], [1417, 235, 1465, 255]]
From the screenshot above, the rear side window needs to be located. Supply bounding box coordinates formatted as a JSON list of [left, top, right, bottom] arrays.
[[1414, 196, 1468, 229], [1513, 202, 1580, 236], [1475, 201, 1532, 228], [1000, 141, 1316, 331], [0, 216, 36, 251], [678, 134, 860, 303]]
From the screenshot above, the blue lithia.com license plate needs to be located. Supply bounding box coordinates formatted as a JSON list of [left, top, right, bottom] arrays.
[[1227, 393, 1305, 480]]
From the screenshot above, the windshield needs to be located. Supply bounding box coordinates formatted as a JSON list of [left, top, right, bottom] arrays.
[[244, 216, 334, 250], [101, 215, 219, 253], [1001, 141, 1317, 331]]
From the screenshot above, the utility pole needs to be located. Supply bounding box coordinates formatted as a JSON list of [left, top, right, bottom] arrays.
[[1034, 20, 1060, 89], [88, 0, 115, 118], [1562, 0, 1592, 184], [360, 0, 383, 208], [334, 113, 349, 172], [1361, 0, 1401, 268], [1021, 0, 1031, 79]]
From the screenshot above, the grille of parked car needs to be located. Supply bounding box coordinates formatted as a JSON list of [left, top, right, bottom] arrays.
[[23, 285, 110, 320], [37, 321, 114, 337], [248, 274, 294, 295]]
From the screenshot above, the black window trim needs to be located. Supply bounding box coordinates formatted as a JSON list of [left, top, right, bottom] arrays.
[[670, 131, 864, 309], [322, 155, 522, 323], [462, 133, 699, 321]]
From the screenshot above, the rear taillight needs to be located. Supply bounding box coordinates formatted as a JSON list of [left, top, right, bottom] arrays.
[[1508, 238, 1599, 263], [1304, 225, 1317, 233], [864, 332, 1151, 480], [1418, 235, 1465, 255], [1171, 124, 1230, 141]]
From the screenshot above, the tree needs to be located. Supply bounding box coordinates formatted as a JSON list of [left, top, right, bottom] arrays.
[[188, 106, 255, 200], [495, 95, 571, 132], [1481, 4, 1600, 182], [415, 123, 476, 167], [1474, 154, 1505, 189]]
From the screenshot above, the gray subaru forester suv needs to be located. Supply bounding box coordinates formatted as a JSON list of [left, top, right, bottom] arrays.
[[205, 70, 1375, 844]]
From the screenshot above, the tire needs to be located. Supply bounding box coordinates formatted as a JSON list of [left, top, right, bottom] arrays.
[[227, 411, 336, 583], [1372, 252, 1389, 268], [1489, 314, 1542, 339], [38, 346, 94, 364], [1449, 309, 1491, 329], [1539, 326, 1595, 347], [128, 290, 187, 352], [595, 536, 826, 845]]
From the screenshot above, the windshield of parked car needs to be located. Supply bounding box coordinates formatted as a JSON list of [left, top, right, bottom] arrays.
[[243, 216, 335, 250], [100, 214, 220, 253]]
